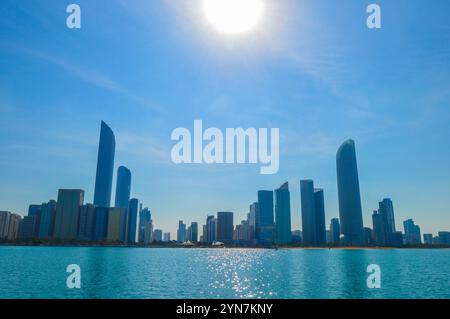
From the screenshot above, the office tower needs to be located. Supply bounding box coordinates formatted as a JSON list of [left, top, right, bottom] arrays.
[[363, 227, 373, 245], [190, 222, 198, 242], [6, 214, 21, 240], [115, 166, 131, 208], [314, 189, 326, 244], [18, 216, 37, 239], [216, 212, 234, 243], [371, 210, 384, 245], [187, 225, 192, 241], [163, 232, 171, 242], [247, 209, 256, 241], [93, 121, 115, 207], [336, 139, 364, 245], [0, 211, 11, 239], [143, 220, 153, 244], [377, 198, 396, 245], [153, 229, 163, 242], [249, 202, 259, 242], [300, 180, 328, 245], [291, 230, 302, 243], [139, 207, 151, 243], [38, 200, 57, 238], [126, 198, 139, 243], [423, 233, 433, 245], [93, 206, 109, 241], [403, 219, 421, 244], [274, 182, 292, 245], [177, 220, 186, 242], [329, 218, 340, 244], [390, 231, 404, 246], [206, 215, 216, 243], [200, 224, 207, 242], [235, 220, 250, 242], [107, 207, 125, 242], [28, 204, 42, 237], [438, 232, 450, 245], [326, 230, 331, 243], [257, 191, 274, 244], [77, 204, 96, 241], [53, 189, 85, 240]]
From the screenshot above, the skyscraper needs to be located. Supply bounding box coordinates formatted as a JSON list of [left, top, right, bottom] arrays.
[[403, 219, 421, 244], [257, 191, 274, 244], [53, 189, 85, 240], [93, 121, 115, 207], [138, 207, 151, 243], [127, 198, 139, 243], [314, 188, 326, 244], [27, 205, 42, 237], [249, 202, 259, 242], [216, 212, 233, 243], [0, 211, 11, 239], [378, 198, 396, 245], [38, 200, 57, 238], [190, 222, 198, 242], [423, 233, 433, 245], [300, 180, 316, 245], [274, 182, 292, 245], [77, 204, 95, 241], [177, 220, 186, 242], [206, 215, 216, 243], [336, 139, 364, 245], [115, 166, 131, 208], [330, 218, 340, 244], [93, 206, 109, 241], [107, 207, 122, 242], [153, 229, 163, 242]]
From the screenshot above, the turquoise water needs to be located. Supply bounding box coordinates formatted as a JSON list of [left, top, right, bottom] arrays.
[[0, 246, 448, 298]]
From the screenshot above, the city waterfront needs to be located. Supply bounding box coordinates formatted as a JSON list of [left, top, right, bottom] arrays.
[[0, 246, 448, 299]]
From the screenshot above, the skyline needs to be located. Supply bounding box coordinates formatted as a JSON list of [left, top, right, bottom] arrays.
[[1, 0, 450, 236]]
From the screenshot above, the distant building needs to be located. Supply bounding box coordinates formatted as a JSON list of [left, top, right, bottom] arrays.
[[234, 220, 250, 242], [300, 180, 326, 245], [18, 216, 37, 239], [363, 227, 373, 245], [403, 219, 421, 245], [163, 232, 171, 242], [249, 202, 259, 242], [274, 182, 292, 244], [153, 229, 163, 242], [38, 200, 57, 238], [139, 208, 151, 243], [177, 220, 186, 242], [53, 189, 85, 240], [257, 191, 274, 244], [423, 233, 433, 245], [206, 216, 216, 243], [329, 218, 340, 244], [190, 222, 198, 242], [28, 205, 42, 237], [115, 166, 131, 209], [93, 121, 115, 207], [143, 220, 153, 244], [77, 204, 95, 241], [93, 206, 109, 241], [438, 231, 450, 245], [216, 212, 233, 243], [0, 211, 11, 239], [291, 230, 302, 243], [107, 207, 125, 242], [127, 198, 139, 243], [336, 139, 365, 245], [6, 214, 21, 240]]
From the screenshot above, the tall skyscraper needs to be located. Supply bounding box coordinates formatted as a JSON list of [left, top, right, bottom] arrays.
[[115, 166, 131, 208], [377, 198, 396, 245], [38, 200, 57, 238], [257, 191, 274, 244], [0, 211, 11, 239], [190, 222, 198, 242], [249, 202, 259, 242], [138, 207, 151, 243], [423, 233, 433, 245], [216, 212, 233, 243], [93, 206, 109, 241], [6, 214, 21, 240], [206, 215, 216, 243], [93, 121, 115, 207], [336, 139, 364, 245], [330, 218, 340, 244], [107, 207, 123, 242], [53, 189, 84, 240], [127, 198, 139, 243], [177, 220, 186, 242], [314, 188, 326, 244], [27, 205, 42, 237], [77, 204, 96, 241], [153, 229, 163, 242], [403, 219, 421, 244], [163, 232, 171, 242], [274, 182, 292, 244]]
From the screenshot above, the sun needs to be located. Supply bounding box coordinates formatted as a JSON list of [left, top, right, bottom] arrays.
[[203, 0, 264, 35]]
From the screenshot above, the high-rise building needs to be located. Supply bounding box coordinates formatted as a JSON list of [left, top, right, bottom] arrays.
[[6, 214, 21, 240], [18, 216, 37, 239], [163, 232, 171, 242], [53, 189, 84, 240], [274, 182, 292, 244], [336, 139, 364, 245], [438, 231, 450, 245], [93, 206, 109, 241], [257, 191, 274, 244], [403, 219, 421, 245], [107, 207, 125, 242], [77, 204, 95, 241], [27, 205, 42, 237], [206, 215, 216, 243], [177, 220, 186, 242], [363, 227, 373, 245], [153, 229, 163, 242], [0, 211, 11, 239], [93, 121, 115, 207], [329, 218, 340, 244], [38, 200, 57, 238], [143, 220, 153, 244], [138, 208, 151, 243], [300, 180, 326, 245], [190, 222, 198, 242], [372, 210, 384, 245], [377, 198, 397, 245], [127, 198, 139, 243], [216, 212, 234, 243], [249, 202, 259, 242], [115, 166, 131, 208], [423, 233, 433, 245]]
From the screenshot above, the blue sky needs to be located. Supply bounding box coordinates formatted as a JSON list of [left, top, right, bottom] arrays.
[[0, 0, 449, 236]]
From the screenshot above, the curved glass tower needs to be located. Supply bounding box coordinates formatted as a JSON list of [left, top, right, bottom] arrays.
[[275, 182, 292, 244], [93, 121, 116, 207], [115, 166, 131, 208], [336, 139, 364, 245]]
